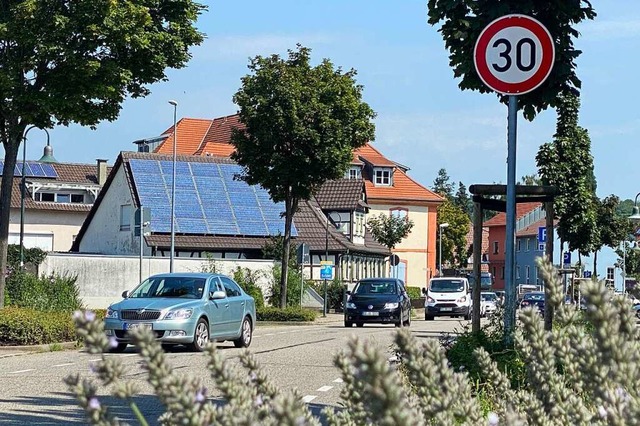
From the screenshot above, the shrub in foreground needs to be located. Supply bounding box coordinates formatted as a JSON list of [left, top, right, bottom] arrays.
[[257, 306, 317, 322], [6, 270, 83, 313], [0, 307, 76, 346], [67, 259, 640, 425]]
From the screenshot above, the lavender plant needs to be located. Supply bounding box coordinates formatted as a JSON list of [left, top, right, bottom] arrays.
[[68, 259, 640, 425]]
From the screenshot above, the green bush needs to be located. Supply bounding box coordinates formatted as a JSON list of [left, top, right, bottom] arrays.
[[257, 306, 317, 322], [268, 264, 304, 307], [309, 278, 345, 311], [6, 244, 47, 269], [232, 267, 265, 308], [0, 307, 76, 346], [406, 286, 422, 300], [5, 271, 83, 313]]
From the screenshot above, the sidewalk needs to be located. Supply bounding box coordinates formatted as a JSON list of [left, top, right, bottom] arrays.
[[0, 341, 78, 358]]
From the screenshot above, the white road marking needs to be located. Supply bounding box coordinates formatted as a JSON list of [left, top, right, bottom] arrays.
[[52, 363, 74, 367], [124, 354, 137, 357], [8, 369, 34, 374], [277, 331, 289, 334], [302, 395, 317, 403], [89, 359, 102, 362], [262, 333, 274, 336], [333, 378, 343, 383], [317, 386, 333, 392]]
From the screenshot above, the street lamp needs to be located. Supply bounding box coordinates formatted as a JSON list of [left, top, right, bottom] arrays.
[[168, 100, 178, 273], [20, 126, 50, 268], [439, 223, 449, 277]]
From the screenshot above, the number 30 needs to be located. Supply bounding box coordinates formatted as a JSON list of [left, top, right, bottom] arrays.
[[491, 38, 536, 73]]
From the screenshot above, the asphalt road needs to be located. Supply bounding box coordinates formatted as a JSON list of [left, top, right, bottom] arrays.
[[0, 315, 466, 425]]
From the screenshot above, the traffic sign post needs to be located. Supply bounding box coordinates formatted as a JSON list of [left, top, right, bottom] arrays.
[[474, 14, 555, 338], [537, 226, 547, 243], [320, 261, 334, 317]]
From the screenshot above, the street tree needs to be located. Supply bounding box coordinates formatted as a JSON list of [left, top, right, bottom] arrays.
[[231, 45, 376, 308], [427, 0, 596, 120], [0, 0, 206, 307], [437, 199, 471, 269], [432, 168, 454, 200], [536, 93, 598, 258], [520, 175, 542, 186], [367, 213, 415, 251], [454, 182, 472, 218], [592, 195, 633, 276]]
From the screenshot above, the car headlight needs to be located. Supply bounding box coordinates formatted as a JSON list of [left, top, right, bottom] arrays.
[[105, 308, 118, 319], [427, 296, 435, 304], [384, 302, 399, 310], [164, 308, 193, 320], [457, 296, 467, 303], [346, 302, 356, 309]]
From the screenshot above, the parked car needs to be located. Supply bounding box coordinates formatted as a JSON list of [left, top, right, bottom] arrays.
[[344, 278, 412, 328], [423, 276, 471, 321], [519, 291, 545, 313], [480, 291, 499, 317], [103, 273, 256, 352], [632, 303, 640, 320]]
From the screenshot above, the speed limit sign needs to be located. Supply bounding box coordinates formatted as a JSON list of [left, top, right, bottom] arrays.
[[474, 14, 554, 95]]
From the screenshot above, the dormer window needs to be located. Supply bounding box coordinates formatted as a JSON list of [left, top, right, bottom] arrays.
[[374, 167, 392, 186], [347, 166, 362, 179]]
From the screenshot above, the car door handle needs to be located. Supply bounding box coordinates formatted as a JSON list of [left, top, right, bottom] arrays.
[[224, 303, 229, 308], [240, 302, 245, 306]]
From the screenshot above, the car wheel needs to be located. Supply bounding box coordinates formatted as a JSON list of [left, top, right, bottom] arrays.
[[189, 318, 209, 352], [356, 322, 364, 327], [234, 316, 253, 348], [464, 310, 472, 321], [395, 309, 403, 327], [344, 321, 353, 327], [108, 343, 128, 353], [404, 310, 411, 327]]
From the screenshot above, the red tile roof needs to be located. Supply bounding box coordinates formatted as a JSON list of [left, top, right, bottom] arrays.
[[355, 143, 396, 167], [516, 218, 556, 237], [155, 118, 212, 155], [483, 202, 541, 227]]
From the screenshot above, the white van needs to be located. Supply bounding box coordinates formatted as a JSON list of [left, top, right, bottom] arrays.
[[422, 277, 471, 321]]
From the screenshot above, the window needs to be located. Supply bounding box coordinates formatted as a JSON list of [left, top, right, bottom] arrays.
[[354, 212, 366, 237], [120, 204, 132, 231], [492, 266, 497, 278], [35, 192, 85, 203], [71, 194, 84, 203], [607, 267, 615, 281], [517, 239, 521, 251], [374, 168, 391, 186], [526, 238, 531, 251], [516, 266, 520, 279], [493, 241, 499, 254], [525, 266, 530, 283], [500, 267, 505, 279], [37, 192, 55, 202], [390, 208, 408, 219], [220, 277, 242, 297], [347, 167, 361, 179], [57, 194, 70, 203]]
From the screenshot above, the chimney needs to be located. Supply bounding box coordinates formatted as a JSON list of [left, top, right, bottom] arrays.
[[97, 159, 108, 186]]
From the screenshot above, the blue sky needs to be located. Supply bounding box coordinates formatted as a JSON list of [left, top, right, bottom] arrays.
[[20, 1, 640, 202]]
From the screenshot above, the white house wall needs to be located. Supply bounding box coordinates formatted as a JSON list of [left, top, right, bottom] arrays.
[[79, 166, 138, 255], [9, 208, 87, 251]]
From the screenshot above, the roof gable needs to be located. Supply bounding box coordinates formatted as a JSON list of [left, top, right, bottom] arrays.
[[483, 202, 542, 227]]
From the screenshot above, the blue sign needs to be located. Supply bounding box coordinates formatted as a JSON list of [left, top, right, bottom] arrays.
[[538, 226, 547, 243], [320, 262, 334, 280], [583, 271, 592, 278], [563, 252, 571, 265]]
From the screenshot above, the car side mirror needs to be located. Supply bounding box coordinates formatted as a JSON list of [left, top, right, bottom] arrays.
[[421, 288, 427, 296], [209, 290, 226, 300], [121, 290, 129, 298]]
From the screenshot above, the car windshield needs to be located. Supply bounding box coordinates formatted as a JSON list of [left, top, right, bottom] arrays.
[[430, 279, 465, 293], [129, 276, 206, 299], [481, 292, 497, 301], [353, 281, 397, 295], [524, 293, 544, 301]]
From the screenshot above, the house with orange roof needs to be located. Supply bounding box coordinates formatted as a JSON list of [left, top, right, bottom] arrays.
[[135, 114, 443, 288]]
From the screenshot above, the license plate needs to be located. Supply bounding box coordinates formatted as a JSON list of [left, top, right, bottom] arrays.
[[362, 311, 379, 316], [124, 323, 153, 330], [440, 307, 453, 312]]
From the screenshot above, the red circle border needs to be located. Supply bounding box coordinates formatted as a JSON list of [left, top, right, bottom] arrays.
[[473, 14, 555, 95]]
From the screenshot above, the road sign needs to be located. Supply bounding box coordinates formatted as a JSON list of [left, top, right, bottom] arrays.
[[474, 14, 555, 95], [538, 243, 545, 252], [320, 261, 334, 280], [537, 226, 546, 243], [563, 252, 571, 266], [389, 254, 400, 266], [583, 271, 592, 278]]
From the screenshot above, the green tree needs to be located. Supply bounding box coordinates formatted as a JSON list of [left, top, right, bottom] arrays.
[[0, 0, 205, 308], [617, 199, 636, 218], [536, 94, 598, 257], [427, 0, 596, 120], [432, 168, 454, 200], [367, 213, 414, 250], [437, 199, 471, 269], [454, 182, 472, 218], [520, 174, 541, 186], [231, 45, 376, 308], [592, 195, 633, 276]]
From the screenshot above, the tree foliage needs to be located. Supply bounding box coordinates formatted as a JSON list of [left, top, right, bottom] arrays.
[[536, 93, 598, 256], [231, 45, 376, 308], [427, 0, 596, 120], [432, 168, 454, 200], [591, 196, 632, 276], [454, 181, 472, 218], [437, 199, 471, 269], [367, 213, 414, 250], [0, 0, 206, 307]]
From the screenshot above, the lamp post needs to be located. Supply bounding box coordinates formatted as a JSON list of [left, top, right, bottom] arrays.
[[20, 126, 50, 268], [168, 100, 178, 273], [438, 223, 449, 277]]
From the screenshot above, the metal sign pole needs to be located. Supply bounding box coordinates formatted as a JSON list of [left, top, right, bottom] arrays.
[[504, 95, 518, 338]]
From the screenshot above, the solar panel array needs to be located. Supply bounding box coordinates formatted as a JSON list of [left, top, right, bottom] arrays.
[[0, 161, 58, 178], [129, 159, 297, 237]]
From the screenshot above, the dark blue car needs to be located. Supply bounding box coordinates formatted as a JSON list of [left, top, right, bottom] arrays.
[[344, 278, 412, 328]]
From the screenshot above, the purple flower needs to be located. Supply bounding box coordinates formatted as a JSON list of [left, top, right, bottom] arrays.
[[254, 395, 263, 407], [73, 311, 83, 320], [598, 406, 607, 418], [488, 412, 499, 425], [195, 387, 207, 403], [88, 398, 100, 410], [108, 336, 118, 349], [84, 311, 96, 322]]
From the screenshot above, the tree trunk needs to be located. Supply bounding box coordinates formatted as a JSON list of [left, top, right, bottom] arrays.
[[279, 192, 297, 309], [0, 136, 21, 308]]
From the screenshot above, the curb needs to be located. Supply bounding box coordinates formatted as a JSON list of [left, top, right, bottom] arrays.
[[0, 341, 78, 358]]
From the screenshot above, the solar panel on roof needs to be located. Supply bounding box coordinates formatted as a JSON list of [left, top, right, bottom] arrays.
[[0, 161, 58, 178]]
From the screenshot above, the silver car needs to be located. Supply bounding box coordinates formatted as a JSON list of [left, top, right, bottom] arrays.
[[104, 273, 256, 352]]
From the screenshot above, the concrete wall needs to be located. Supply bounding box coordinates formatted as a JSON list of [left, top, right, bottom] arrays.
[[40, 253, 277, 309]]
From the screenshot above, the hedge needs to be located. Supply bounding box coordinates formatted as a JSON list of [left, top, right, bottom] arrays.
[[406, 286, 423, 300], [0, 307, 77, 346], [257, 306, 318, 322]]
